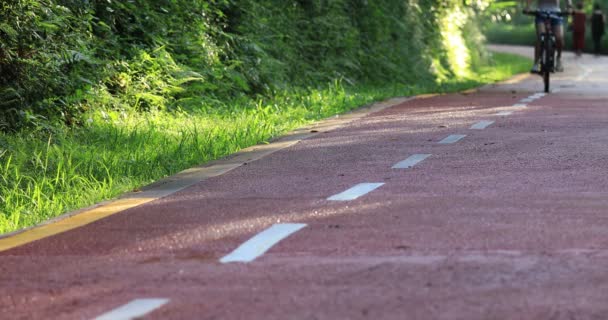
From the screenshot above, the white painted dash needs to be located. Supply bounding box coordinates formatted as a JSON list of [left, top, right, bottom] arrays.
[[438, 134, 466, 144], [576, 63, 592, 81], [520, 98, 534, 103], [576, 71, 590, 81], [532, 92, 546, 98], [220, 223, 307, 263], [327, 183, 384, 201], [470, 120, 495, 130], [496, 111, 513, 116], [94, 299, 169, 320], [512, 103, 527, 108], [392, 154, 432, 169]]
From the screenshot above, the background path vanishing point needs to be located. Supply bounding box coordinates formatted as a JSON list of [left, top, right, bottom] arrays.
[[2, 46, 608, 319]]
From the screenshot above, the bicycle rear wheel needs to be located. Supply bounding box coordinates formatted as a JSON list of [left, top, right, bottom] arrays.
[[541, 33, 554, 93]]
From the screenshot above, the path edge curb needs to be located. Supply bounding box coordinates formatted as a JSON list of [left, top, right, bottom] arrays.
[[0, 96, 412, 251], [0, 68, 530, 251]]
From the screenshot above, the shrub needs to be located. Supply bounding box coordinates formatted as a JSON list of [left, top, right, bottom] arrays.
[[0, 0, 490, 131]]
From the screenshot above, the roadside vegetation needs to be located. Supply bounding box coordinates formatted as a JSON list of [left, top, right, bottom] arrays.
[[484, 0, 608, 53], [0, 0, 530, 234]]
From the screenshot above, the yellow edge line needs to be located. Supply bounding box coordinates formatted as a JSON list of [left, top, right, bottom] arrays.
[[0, 96, 412, 253], [501, 73, 531, 84], [415, 93, 440, 99], [0, 198, 154, 252], [0, 76, 524, 252]]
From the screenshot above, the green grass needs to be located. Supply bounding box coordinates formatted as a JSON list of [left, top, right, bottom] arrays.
[[484, 23, 537, 46], [0, 52, 530, 234], [474, 51, 531, 80]]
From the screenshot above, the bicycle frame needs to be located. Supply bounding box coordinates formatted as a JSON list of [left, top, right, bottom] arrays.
[[524, 10, 568, 93]]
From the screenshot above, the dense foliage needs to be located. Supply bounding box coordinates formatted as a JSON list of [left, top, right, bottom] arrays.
[[1, 0, 489, 131], [0, 0, 537, 234]]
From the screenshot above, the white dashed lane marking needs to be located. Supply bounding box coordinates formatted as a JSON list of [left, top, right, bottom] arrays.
[[392, 154, 432, 169], [470, 120, 495, 130], [94, 299, 169, 320], [496, 111, 513, 116], [520, 92, 546, 104], [438, 134, 466, 144], [512, 103, 527, 108], [327, 183, 385, 201], [576, 62, 592, 81], [576, 70, 592, 81], [220, 223, 307, 263]]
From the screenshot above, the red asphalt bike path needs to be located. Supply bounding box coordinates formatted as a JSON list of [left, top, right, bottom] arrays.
[[3, 47, 608, 319]]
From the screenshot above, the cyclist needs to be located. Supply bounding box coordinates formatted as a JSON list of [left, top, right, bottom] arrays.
[[525, 0, 573, 72]]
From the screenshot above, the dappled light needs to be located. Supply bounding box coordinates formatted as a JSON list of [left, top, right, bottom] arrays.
[[114, 201, 388, 254], [6, 1, 608, 318], [0, 0, 524, 234], [440, 7, 473, 78]]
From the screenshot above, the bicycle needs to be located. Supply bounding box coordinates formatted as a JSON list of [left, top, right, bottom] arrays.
[[523, 9, 570, 93]]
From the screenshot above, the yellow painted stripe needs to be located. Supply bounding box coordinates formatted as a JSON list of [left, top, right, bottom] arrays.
[[502, 73, 531, 84], [0, 96, 413, 253], [0, 198, 153, 252], [415, 93, 440, 99]]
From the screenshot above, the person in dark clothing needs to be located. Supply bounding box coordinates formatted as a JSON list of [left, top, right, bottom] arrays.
[[591, 3, 605, 54], [572, 2, 586, 56]]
